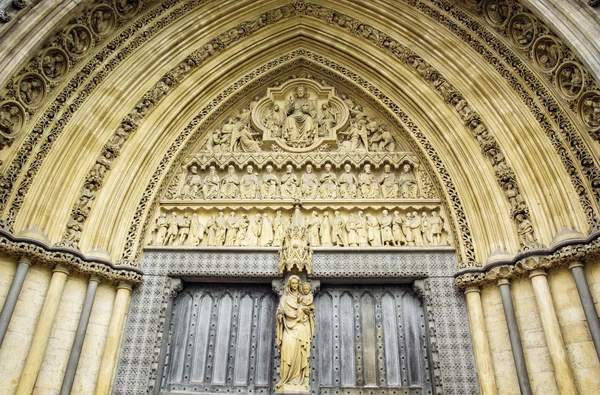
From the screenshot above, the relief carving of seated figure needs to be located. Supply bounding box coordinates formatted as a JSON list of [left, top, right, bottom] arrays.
[[280, 164, 299, 199], [301, 164, 319, 199], [319, 164, 337, 199], [202, 166, 220, 199], [283, 85, 317, 145], [398, 164, 418, 198], [260, 165, 279, 199], [240, 165, 260, 199], [338, 164, 357, 199]]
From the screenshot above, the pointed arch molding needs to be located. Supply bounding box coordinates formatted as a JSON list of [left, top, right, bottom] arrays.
[[116, 52, 476, 266], [0, 0, 597, 267]]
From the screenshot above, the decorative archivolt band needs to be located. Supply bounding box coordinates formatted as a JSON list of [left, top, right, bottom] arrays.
[[0, 0, 597, 267], [454, 228, 600, 288], [0, 227, 143, 285], [0, 0, 598, 232]]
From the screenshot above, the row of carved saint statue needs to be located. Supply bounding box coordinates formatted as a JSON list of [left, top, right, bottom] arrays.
[[179, 163, 421, 200], [149, 208, 449, 248]]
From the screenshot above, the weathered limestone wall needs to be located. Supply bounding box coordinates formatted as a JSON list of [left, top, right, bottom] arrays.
[[0, 251, 117, 395], [0, 261, 51, 394], [480, 260, 600, 395]]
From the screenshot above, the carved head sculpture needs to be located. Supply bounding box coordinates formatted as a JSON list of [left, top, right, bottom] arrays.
[[312, 210, 319, 218], [301, 282, 312, 295], [432, 211, 438, 217], [383, 209, 389, 216], [276, 210, 282, 217], [287, 275, 301, 294], [218, 211, 224, 217], [266, 165, 273, 173], [295, 85, 308, 99], [246, 165, 253, 173], [402, 164, 411, 173], [422, 212, 427, 217], [324, 163, 332, 172], [209, 166, 216, 174], [364, 164, 371, 173], [286, 164, 293, 173], [384, 164, 392, 173], [412, 211, 418, 217], [306, 164, 313, 173], [324, 211, 330, 218], [394, 210, 400, 216], [344, 164, 351, 173], [334, 210, 340, 217], [227, 165, 234, 174], [230, 211, 235, 217]]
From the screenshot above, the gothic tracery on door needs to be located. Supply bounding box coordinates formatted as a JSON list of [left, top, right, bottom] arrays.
[[161, 283, 433, 395]]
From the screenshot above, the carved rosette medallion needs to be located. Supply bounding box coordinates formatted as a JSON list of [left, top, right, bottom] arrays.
[[17, 73, 46, 108], [251, 79, 349, 152], [556, 61, 585, 100], [64, 25, 93, 57], [532, 36, 562, 72], [0, 101, 25, 148], [40, 48, 69, 81], [89, 5, 116, 36], [483, 0, 511, 27], [579, 91, 600, 133], [508, 13, 536, 48]]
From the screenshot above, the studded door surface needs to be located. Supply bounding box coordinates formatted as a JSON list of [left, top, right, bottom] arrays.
[[160, 284, 277, 394], [311, 285, 433, 395]]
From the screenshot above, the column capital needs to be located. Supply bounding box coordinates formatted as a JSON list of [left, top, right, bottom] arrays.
[[116, 281, 133, 292], [18, 255, 32, 265], [89, 274, 101, 283], [464, 285, 481, 295], [53, 263, 71, 275], [568, 261, 584, 270], [529, 269, 546, 279], [497, 278, 510, 286]]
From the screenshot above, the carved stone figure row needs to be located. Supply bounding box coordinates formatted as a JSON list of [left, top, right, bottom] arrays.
[[149, 208, 449, 248], [179, 163, 421, 200]]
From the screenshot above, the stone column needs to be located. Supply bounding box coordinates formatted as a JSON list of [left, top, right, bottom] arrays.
[[465, 286, 497, 395], [497, 279, 532, 395], [59, 274, 100, 395], [529, 269, 578, 395], [94, 281, 132, 395], [16, 264, 70, 395], [568, 261, 600, 360], [0, 256, 31, 347]]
